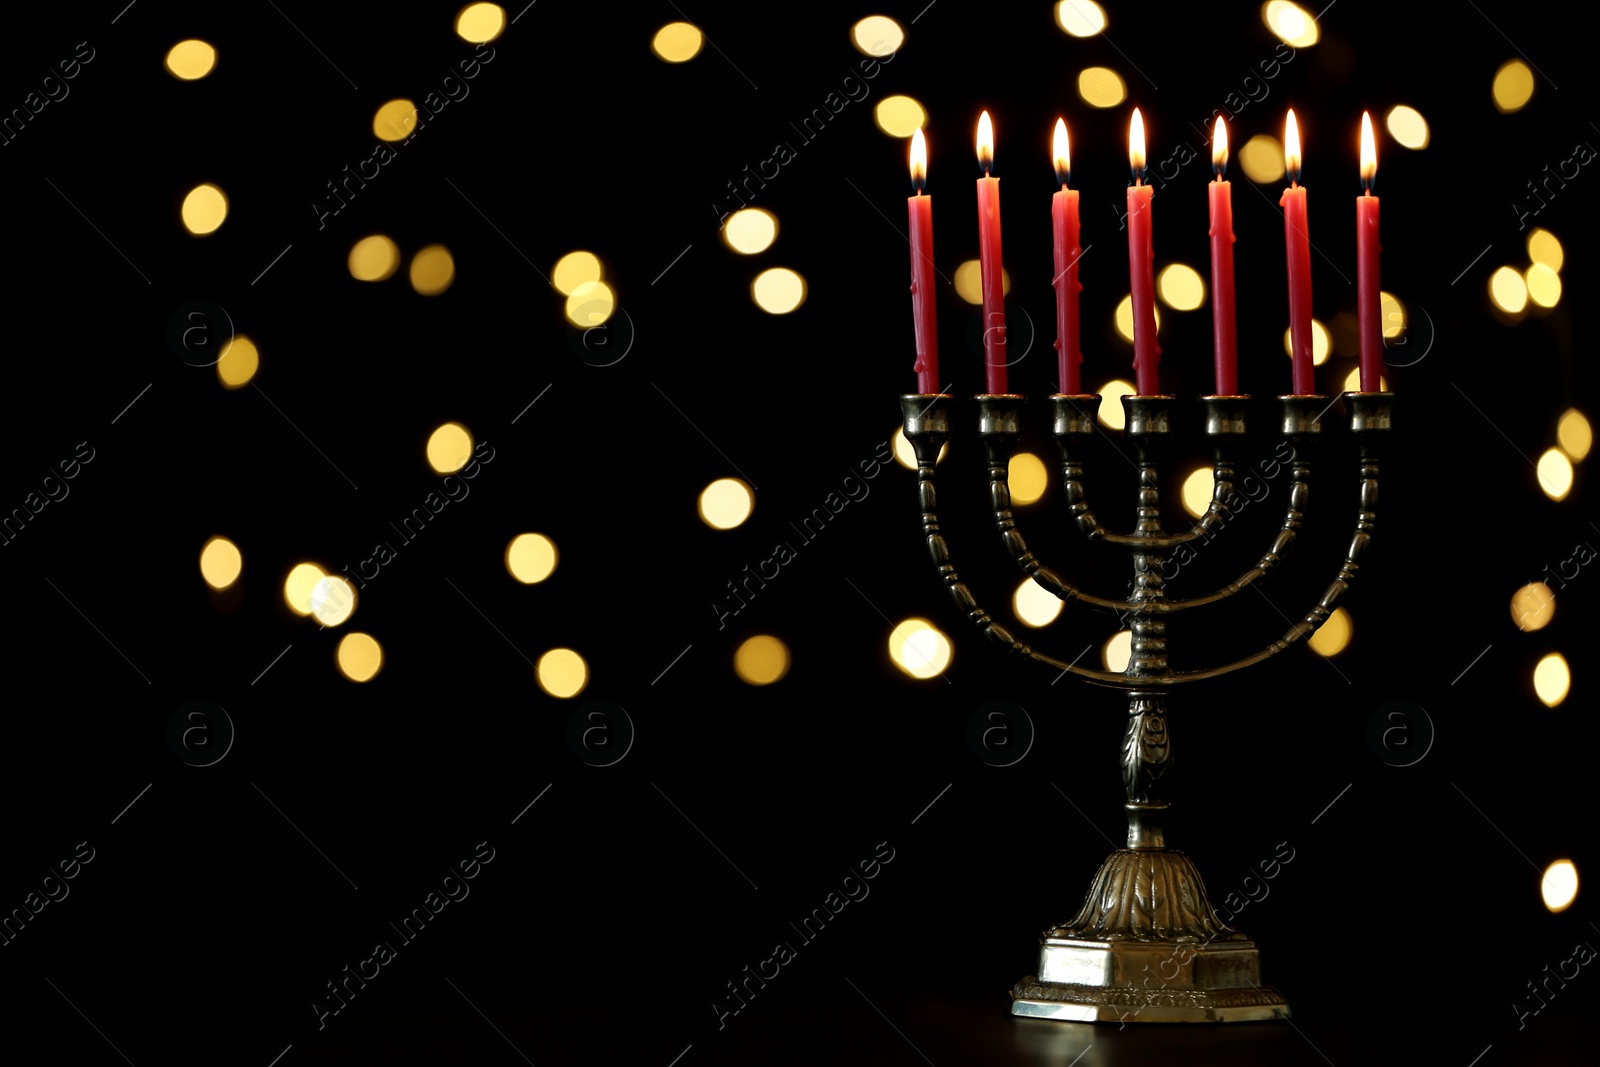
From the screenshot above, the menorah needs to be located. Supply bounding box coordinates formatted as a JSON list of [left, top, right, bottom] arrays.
[[900, 386, 1393, 1023]]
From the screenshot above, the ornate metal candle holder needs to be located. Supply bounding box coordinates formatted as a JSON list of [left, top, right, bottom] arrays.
[[900, 388, 1393, 1023]]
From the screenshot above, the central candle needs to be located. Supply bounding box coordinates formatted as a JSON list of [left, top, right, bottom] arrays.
[[1281, 109, 1316, 395], [1126, 108, 1161, 395], [1051, 117, 1083, 395], [975, 111, 1008, 394], [1356, 112, 1383, 393], [908, 127, 939, 395], [1208, 117, 1239, 396]]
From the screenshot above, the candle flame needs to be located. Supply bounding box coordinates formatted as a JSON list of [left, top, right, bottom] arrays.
[[1129, 107, 1146, 182], [1053, 118, 1071, 187], [1284, 108, 1303, 186], [977, 110, 994, 174], [1212, 116, 1228, 178], [1360, 111, 1377, 192], [910, 127, 927, 193]]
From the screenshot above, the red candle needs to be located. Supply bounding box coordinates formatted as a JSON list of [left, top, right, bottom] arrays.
[[975, 111, 1007, 394], [1356, 112, 1383, 393], [1208, 117, 1239, 396], [1051, 118, 1083, 395], [1126, 108, 1160, 395], [1281, 109, 1316, 395], [908, 128, 940, 395]]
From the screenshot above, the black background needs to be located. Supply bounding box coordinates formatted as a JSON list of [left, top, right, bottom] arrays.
[[0, 2, 1595, 1065]]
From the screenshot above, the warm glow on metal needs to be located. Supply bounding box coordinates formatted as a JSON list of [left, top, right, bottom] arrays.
[[1129, 108, 1146, 178], [1537, 448, 1573, 500], [910, 127, 928, 192], [1053, 118, 1071, 187], [977, 111, 994, 174], [1284, 110, 1302, 185], [1542, 859, 1579, 912], [1212, 117, 1228, 175], [1360, 112, 1376, 190], [1533, 652, 1570, 707]]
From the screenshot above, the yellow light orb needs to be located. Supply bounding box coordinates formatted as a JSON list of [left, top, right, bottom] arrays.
[[1157, 264, 1205, 310], [1114, 294, 1161, 341], [410, 244, 455, 296], [506, 533, 558, 584], [565, 279, 616, 326], [652, 21, 703, 62], [1526, 263, 1562, 308], [426, 422, 474, 473], [1537, 448, 1573, 501], [1097, 380, 1136, 430], [1542, 859, 1579, 912], [1527, 228, 1564, 272], [1341, 367, 1388, 392], [1381, 290, 1406, 339], [874, 95, 927, 137], [1238, 134, 1286, 183], [1056, 0, 1107, 35], [1103, 630, 1132, 672], [284, 563, 327, 616], [1307, 606, 1352, 656], [889, 618, 951, 679], [1283, 319, 1331, 364], [552, 250, 603, 295], [348, 235, 401, 282], [953, 259, 1010, 304], [1014, 578, 1063, 628], [1385, 105, 1429, 149], [165, 39, 217, 80], [752, 268, 806, 314], [699, 477, 754, 530], [373, 99, 420, 142], [537, 648, 588, 698], [1493, 59, 1535, 113], [336, 632, 384, 682], [1009, 452, 1048, 506], [181, 183, 227, 235], [216, 334, 259, 389], [723, 208, 778, 254], [1490, 266, 1528, 313], [851, 15, 904, 56], [892, 425, 946, 469], [1557, 408, 1592, 461], [1533, 652, 1570, 707], [1181, 468, 1214, 519], [734, 634, 791, 685], [455, 2, 506, 44], [1263, 0, 1319, 46], [199, 536, 242, 590], [1078, 67, 1126, 109], [310, 575, 356, 627], [1511, 582, 1555, 632]]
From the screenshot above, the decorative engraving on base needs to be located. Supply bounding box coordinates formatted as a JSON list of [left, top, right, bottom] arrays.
[[1011, 980, 1284, 1009], [1052, 849, 1241, 942]]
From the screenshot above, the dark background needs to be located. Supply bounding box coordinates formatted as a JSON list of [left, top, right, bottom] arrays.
[[0, 2, 1594, 1064]]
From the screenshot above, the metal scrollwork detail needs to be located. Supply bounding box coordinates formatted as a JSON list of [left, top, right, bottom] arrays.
[[1121, 698, 1170, 804]]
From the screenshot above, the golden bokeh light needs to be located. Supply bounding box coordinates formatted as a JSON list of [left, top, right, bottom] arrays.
[[1014, 578, 1063, 628], [565, 279, 616, 326], [892, 425, 947, 468], [426, 421, 474, 473], [752, 268, 806, 314], [699, 477, 754, 530], [1527, 228, 1564, 271], [1511, 582, 1555, 632], [536, 648, 588, 698], [1238, 134, 1286, 183], [1534, 652, 1570, 707], [1009, 452, 1049, 506], [349, 235, 401, 282], [734, 634, 791, 685], [181, 183, 227, 235], [1157, 264, 1205, 310], [1526, 263, 1562, 308], [284, 563, 327, 617], [552, 250, 603, 295], [651, 21, 703, 62], [1542, 859, 1579, 912], [1103, 629, 1132, 673], [336, 632, 384, 682], [1385, 105, 1429, 149], [953, 259, 1010, 304], [374, 99, 420, 142], [455, 2, 506, 43], [1263, 1, 1319, 46], [165, 39, 217, 80], [1537, 448, 1573, 500], [1341, 367, 1388, 392], [1308, 606, 1352, 656], [410, 244, 455, 296], [1557, 409, 1592, 461], [1097, 380, 1136, 430], [1492, 59, 1535, 113], [1056, 0, 1108, 35], [889, 618, 952, 679], [1381, 290, 1406, 339], [506, 533, 558, 584], [310, 575, 356, 627], [1490, 266, 1528, 313], [1181, 468, 1214, 519], [723, 208, 778, 254], [874, 95, 927, 137], [199, 536, 242, 590], [851, 15, 904, 56], [1078, 67, 1126, 109], [1282, 319, 1331, 365], [1114, 294, 1162, 341], [216, 334, 259, 389]]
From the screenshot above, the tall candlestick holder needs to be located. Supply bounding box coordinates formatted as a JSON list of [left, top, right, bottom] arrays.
[[900, 388, 1393, 1023]]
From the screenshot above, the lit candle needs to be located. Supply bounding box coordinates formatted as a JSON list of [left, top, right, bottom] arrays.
[[1281, 109, 1315, 395], [976, 110, 1007, 394], [1208, 117, 1239, 396], [908, 128, 940, 394], [1356, 112, 1383, 393], [1126, 108, 1160, 395], [1051, 118, 1083, 395]]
